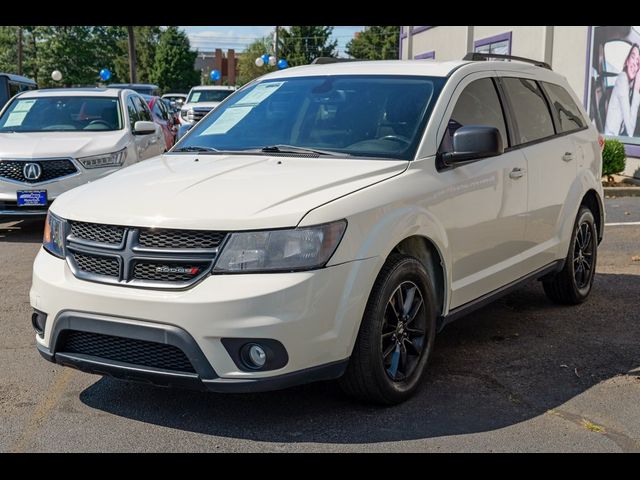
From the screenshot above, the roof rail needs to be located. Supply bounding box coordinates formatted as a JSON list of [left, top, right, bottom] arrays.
[[311, 57, 360, 64], [463, 52, 551, 70]]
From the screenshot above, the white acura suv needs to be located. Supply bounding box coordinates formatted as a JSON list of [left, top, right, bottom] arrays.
[[31, 55, 604, 404], [0, 88, 164, 216]]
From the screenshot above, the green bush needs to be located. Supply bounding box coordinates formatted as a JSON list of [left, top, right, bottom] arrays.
[[602, 138, 626, 180]]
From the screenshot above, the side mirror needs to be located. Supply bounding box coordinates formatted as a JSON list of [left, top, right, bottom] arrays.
[[439, 125, 503, 167], [133, 120, 156, 135]]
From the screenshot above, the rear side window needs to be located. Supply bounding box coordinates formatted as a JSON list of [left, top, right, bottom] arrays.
[[501, 77, 555, 145], [439, 77, 508, 153], [542, 82, 586, 133]]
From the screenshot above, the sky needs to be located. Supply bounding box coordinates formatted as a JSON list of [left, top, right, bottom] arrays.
[[180, 26, 364, 57]]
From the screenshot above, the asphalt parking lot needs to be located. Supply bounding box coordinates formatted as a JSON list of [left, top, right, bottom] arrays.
[[1, 198, 639, 452]]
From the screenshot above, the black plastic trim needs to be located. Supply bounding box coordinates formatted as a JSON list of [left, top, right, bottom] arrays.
[[438, 260, 564, 331]]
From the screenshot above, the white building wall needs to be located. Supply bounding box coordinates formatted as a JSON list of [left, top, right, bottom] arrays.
[[407, 26, 468, 61], [474, 26, 545, 61], [551, 26, 590, 102]]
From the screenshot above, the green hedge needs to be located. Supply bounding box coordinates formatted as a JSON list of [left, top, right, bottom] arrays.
[[602, 139, 626, 178]]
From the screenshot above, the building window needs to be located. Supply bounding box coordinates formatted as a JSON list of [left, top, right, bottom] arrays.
[[415, 51, 435, 60], [474, 32, 512, 55]]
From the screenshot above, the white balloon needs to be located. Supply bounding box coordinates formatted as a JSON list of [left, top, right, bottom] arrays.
[[268, 55, 277, 66], [255, 57, 264, 67], [51, 70, 62, 82]]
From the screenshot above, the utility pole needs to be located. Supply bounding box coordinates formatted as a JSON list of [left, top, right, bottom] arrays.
[[274, 26, 279, 59], [17, 27, 23, 76], [127, 26, 137, 83]]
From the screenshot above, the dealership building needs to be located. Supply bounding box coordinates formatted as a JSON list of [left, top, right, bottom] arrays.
[[400, 26, 640, 178]]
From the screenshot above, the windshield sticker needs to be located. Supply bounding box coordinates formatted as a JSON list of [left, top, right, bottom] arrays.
[[190, 92, 201, 102], [13, 99, 36, 112], [201, 106, 252, 135], [235, 81, 284, 106], [3, 111, 27, 127]]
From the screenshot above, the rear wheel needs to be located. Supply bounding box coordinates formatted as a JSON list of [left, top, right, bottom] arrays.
[[543, 206, 597, 304], [339, 254, 437, 405]]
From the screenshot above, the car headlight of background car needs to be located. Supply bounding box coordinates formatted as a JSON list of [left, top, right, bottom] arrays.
[[43, 212, 67, 258], [77, 148, 127, 169], [214, 220, 347, 273]]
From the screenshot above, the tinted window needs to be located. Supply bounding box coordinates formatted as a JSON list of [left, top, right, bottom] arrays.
[[180, 75, 446, 160], [126, 97, 139, 129], [8, 82, 21, 98], [542, 82, 586, 133], [133, 96, 152, 122], [187, 89, 234, 103], [502, 77, 555, 144], [440, 77, 508, 153], [0, 96, 122, 132]]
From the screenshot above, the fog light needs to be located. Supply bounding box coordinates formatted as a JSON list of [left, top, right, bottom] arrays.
[[241, 343, 267, 369], [31, 310, 47, 337]]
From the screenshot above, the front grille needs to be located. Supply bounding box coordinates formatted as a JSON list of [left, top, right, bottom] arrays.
[[73, 252, 120, 278], [0, 159, 77, 183], [192, 108, 212, 122], [60, 330, 196, 373], [70, 221, 125, 245], [138, 228, 224, 249], [133, 262, 208, 282]]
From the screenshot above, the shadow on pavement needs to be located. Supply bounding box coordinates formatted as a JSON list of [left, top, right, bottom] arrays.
[[77, 272, 640, 444], [0, 218, 45, 243]]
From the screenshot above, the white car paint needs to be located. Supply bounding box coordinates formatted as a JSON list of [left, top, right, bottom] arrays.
[[31, 60, 604, 392], [0, 88, 164, 216]]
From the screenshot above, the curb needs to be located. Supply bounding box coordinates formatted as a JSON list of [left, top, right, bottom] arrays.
[[604, 187, 640, 197]]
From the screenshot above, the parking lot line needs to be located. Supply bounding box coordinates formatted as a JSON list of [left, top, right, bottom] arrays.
[[605, 222, 640, 226]]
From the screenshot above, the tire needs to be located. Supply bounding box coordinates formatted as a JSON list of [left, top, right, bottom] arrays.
[[543, 206, 598, 305], [339, 253, 437, 405]]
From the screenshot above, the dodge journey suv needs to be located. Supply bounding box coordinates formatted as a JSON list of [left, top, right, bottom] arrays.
[[31, 55, 604, 404]]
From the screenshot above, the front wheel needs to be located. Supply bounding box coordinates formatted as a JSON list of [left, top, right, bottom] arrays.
[[543, 206, 598, 304], [339, 254, 437, 405]]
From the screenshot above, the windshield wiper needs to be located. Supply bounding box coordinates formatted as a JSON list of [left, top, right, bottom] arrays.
[[260, 144, 346, 157], [173, 145, 220, 153]]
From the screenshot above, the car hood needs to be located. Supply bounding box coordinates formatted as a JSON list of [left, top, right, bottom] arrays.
[[52, 153, 407, 230], [0, 131, 128, 159], [183, 102, 220, 110]]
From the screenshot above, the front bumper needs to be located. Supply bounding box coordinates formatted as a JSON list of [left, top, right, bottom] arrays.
[[31, 248, 379, 389]]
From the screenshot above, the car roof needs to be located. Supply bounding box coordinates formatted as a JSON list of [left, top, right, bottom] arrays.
[[162, 93, 187, 97], [0, 72, 37, 85], [190, 85, 237, 91], [258, 59, 564, 81], [18, 87, 123, 98], [109, 83, 159, 89]]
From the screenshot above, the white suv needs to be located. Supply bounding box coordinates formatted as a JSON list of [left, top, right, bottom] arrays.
[[0, 88, 164, 217], [178, 85, 236, 125], [31, 56, 604, 404]]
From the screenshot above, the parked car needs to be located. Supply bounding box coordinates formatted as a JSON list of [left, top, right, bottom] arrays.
[[0, 73, 37, 108], [31, 56, 604, 404], [179, 85, 236, 125], [161, 92, 187, 109], [0, 88, 164, 217], [141, 94, 176, 151], [109, 83, 160, 96]]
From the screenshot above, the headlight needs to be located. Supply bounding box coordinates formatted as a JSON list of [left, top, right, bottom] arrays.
[[186, 110, 195, 122], [43, 211, 67, 258], [214, 220, 347, 273], [77, 148, 127, 169]]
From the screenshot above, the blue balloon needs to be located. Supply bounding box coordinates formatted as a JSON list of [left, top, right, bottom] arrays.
[[210, 69, 221, 81], [99, 68, 111, 81], [277, 58, 288, 69], [261, 54, 270, 65]]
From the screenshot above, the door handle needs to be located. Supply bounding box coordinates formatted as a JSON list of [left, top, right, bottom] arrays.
[[562, 152, 574, 162], [509, 167, 525, 179]]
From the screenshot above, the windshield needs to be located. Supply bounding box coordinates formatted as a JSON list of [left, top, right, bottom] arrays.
[[0, 96, 122, 132], [187, 89, 235, 103], [178, 75, 445, 160]]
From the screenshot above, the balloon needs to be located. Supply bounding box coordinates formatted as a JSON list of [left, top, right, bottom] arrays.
[[261, 54, 270, 65], [277, 58, 288, 69], [99, 68, 111, 81], [255, 57, 265, 67], [51, 70, 62, 81], [268, 55, 277, 66], [210, 69, 221, 81]]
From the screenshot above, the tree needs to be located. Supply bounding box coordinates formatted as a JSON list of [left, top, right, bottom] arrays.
[[149, 26, 199, 93], [112, 26, 161, 83], [346, 26, 400, 60], [279, 26, 337, 66], [0, 26, 18, 73], [237, 37, 277, 86]]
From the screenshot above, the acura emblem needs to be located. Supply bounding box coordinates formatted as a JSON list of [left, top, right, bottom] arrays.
[[23, 163, 42, 181]]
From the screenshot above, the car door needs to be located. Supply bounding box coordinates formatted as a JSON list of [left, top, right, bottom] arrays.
[[431, 75, 529, 308], [499, 76, 578, 270], [132, 95, 163, 159]]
